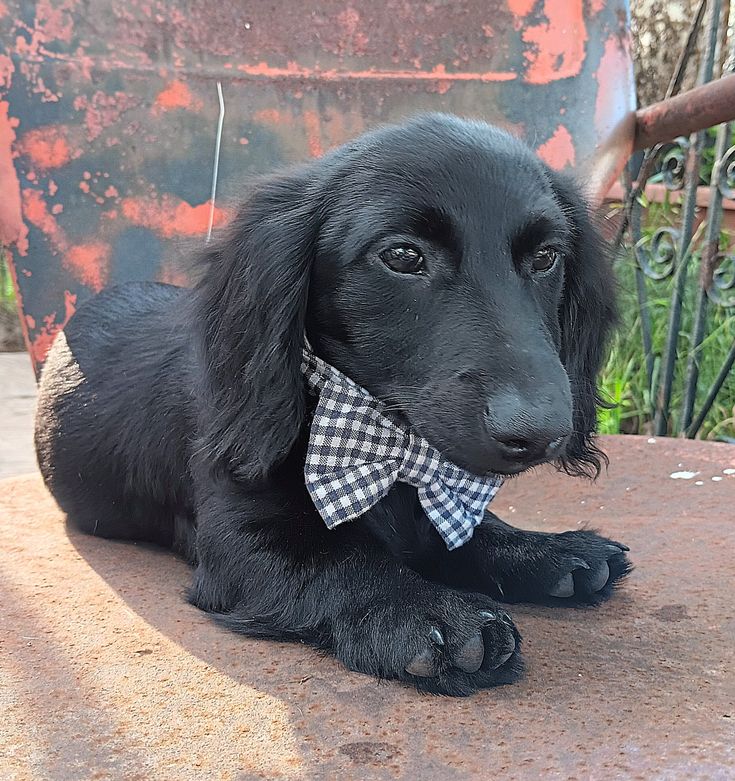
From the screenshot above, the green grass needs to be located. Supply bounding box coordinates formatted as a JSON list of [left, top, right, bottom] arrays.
[[599, 238, 735, 441], [0, 249, 16, 308]]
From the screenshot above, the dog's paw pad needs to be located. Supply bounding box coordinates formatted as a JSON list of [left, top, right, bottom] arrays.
[[587, 560, 610, 592], [548, 556, 589, 597], [405, 625, 445, 676], [549, 572, 575, 598], [546, 543, 630, 600], [405, 610, 520, 683], [454, 631, 484, 673], [405, 647, 439, 677]]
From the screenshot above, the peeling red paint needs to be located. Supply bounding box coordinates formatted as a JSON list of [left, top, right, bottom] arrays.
[[536, 124, 576, 169], [253, 108, 284, 125], [158, 263, 190, 287], [302, 110, 323, 157], [31, 289, 77, 366], [428, 79, 452, 95], [66, 242, 109, 292], [0, 2, 8, 17], [18, 58, 60, 103], [521, 0, 588, 84], [23, 187, 63, 244], [19, 125, 72, 170], [5, 0, 639, 377], [0, 53, 13, 89], [0, 101, 26, 251], [120, 195, 227, 239], [323, 107, 367, 150], [507, 0, 536, 15], [336, 7, 369, 56], [594, 34, 634, 141], [153, 80, 202, 112], [589, 0, 606, 15], [236, 61, 516, 83], [73, 91, 139, 142], [11, 0, 78, 103], [22, 188, 109, 291], [35, 0, 76, 45]]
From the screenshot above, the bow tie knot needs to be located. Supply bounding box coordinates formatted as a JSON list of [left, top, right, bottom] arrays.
[[301, 347, 503, 550]]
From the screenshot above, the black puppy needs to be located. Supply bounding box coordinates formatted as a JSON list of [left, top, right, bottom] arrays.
[[35, 114, 629, 696]]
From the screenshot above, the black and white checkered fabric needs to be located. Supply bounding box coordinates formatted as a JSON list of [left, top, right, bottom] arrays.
[[301, 346, 504, 550]]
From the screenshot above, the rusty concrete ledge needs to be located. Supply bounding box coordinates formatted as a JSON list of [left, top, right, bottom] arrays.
[[1, 435, 734, 780]]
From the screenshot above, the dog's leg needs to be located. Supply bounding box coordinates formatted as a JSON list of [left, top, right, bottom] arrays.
[[188, 481, 522, 696], [436, 513, 631, 606]]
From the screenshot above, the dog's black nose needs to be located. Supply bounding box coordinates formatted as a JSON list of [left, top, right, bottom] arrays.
[[484, 392, 572, 468], [491, 432, 569, 463]]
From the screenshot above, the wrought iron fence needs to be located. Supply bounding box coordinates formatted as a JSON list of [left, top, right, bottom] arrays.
[[615, 0, 735, 441]]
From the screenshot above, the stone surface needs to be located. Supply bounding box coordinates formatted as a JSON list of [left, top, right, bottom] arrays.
[[1, 435, 734, 780], [0, 352, 37, 479]]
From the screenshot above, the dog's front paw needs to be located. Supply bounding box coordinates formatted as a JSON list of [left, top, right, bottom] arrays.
[[335, 584, 522, 696], [487, 527, 631, 606]]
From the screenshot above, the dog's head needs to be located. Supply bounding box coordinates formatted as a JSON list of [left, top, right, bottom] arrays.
[[196, 114, 616, 481]]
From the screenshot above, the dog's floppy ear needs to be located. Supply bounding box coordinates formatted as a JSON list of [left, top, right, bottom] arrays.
[[193, 163, 323, 482], [552, 174, 617, 477]]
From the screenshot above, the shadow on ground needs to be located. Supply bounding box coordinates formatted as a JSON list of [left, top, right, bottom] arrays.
[[2, 436, 735, 779]]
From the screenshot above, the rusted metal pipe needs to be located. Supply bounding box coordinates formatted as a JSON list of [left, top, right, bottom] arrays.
[[634, 75, 735, 151]]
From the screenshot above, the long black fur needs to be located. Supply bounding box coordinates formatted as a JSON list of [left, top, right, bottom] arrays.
[[35, 114, 629, 696]]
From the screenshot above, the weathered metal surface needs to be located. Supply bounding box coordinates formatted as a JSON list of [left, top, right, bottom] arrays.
[[1, 434, 734, 779], [0, 0, 636, 375], [634, 74, 735, 153]]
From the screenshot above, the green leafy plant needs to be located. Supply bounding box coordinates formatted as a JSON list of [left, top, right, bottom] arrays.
[[700, 125, 735, 186], [599, 200, 735, 441]]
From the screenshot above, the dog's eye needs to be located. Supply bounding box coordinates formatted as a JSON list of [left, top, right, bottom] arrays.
[[379, 245, 425, 274], [531, 247, 560, 273]]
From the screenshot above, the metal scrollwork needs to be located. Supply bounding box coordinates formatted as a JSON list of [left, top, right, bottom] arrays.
[[635, 226, 680, 280], [657, 137, 690, 190], [707, 252, 735, 308], [716, 145, 735, 200]]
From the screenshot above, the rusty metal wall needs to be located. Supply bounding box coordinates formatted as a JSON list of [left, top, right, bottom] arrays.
[[0, 1, 635, 374]]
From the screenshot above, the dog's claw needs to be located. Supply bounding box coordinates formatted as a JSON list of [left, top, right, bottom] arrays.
[[406, 648, 439, 677], [454, 631, 484, 673], [588, 561, 610, 592], [479, 609, 497, 622], [606, 544, 627, 555], [429, 626, 445, 646], [568, 556, 590, 571], [549, 572, 575, 598]]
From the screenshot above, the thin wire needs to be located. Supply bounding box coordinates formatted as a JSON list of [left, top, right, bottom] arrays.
[[207, 81, 225, 243]]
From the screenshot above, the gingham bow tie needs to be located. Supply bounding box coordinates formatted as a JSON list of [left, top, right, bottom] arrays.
[[301, 347, 504, 550]]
